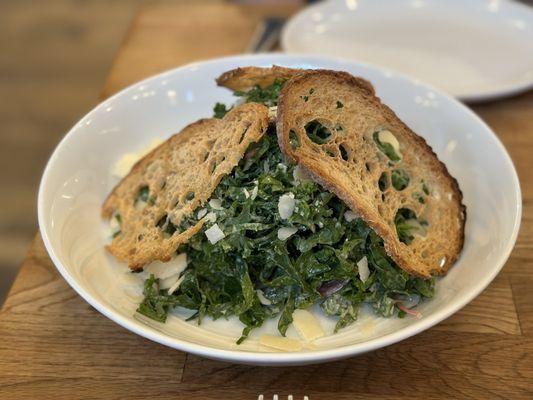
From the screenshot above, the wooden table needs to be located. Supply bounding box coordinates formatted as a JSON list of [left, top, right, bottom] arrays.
[[1, 2, 532, 399]]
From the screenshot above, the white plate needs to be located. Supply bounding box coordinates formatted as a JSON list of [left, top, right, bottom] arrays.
[[282, 0, 533, 101], [38, 54, 521, 366]]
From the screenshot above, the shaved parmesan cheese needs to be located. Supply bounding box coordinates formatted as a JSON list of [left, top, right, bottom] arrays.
[[197, 208, 207, 219], [378, 130, 402, 158], [109, 214, 120, 235], [292, 165, 312, 184], [204, 212, 217, 223], [168, 275, 186, 295], [112, 138, 162, 178], [134, 199, 148, 211], [144, 253, 188, 280], [256, 289, 272, 306], [360, 320, 375, 335], [209, 198, 223, 210], [357, 256, 370, 282], [344, 210, 359, 222], [159, 274, 180, 290], [268, 106, 277, 120], [243, 188, 250, 199], [259, 335, 302, 352], [292, 309, 325, 342], [250, 185, 259, 200], [113, 153, 139, 178], [205, 223, 225, 244], [277, 227, 298, 241], [278, 192, 295, 219]]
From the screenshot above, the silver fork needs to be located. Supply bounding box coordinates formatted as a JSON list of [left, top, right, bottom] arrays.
[[257, 396, 310, 400], [246, 17, 286, 53]]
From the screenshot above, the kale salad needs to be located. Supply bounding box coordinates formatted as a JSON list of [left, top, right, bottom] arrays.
[[137, 80, 435, 344]]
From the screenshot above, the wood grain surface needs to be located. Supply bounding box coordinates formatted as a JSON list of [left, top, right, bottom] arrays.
[[1, 2, 532, 399]]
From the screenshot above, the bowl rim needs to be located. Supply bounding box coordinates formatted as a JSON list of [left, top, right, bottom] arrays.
[[38, 53, 522, 365]]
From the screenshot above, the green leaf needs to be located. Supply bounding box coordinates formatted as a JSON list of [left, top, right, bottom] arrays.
[[394, 208, 427, 245], [234, 79, 285, 107], [213, 102, 229, 118], [135, 101, 437, 344], [391, 169, 410, 191], [278, 294, 295, 336], [305, 120, 331, 145]]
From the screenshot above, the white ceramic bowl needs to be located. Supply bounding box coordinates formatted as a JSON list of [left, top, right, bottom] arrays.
[[38, 54, 521, 366]]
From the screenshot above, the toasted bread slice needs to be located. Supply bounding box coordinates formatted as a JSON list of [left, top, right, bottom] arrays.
[[216, 65, 301, 92], [216, 65, 375, 97], [102, 103, 270, 270], [277, 70, 465, 278]]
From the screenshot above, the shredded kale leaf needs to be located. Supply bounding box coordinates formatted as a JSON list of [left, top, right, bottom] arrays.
[[234, 79, 285, 107], [212, 79, 286, 116], [213, 102, 230, 119], [394, 208, 428, 245], [137, 82, 435, 343]]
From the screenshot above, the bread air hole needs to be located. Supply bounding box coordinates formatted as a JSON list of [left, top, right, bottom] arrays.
[[325, 148, 336, 157], [156, 213, 167, 228], [305, 120, 332, 145], [289, 129, 300, 150], [394, 208, 428, 245], [134, 185, 151, 209], [422, 182, 430, 195], [365, 162, 377, 172], [238, 126, 249, 144], [183, 191, 195, 203], [156, 213, 178, 236], [373, 129, 402, 161], [378, 172, 389, 192], [391, 169, 410, 191], [339, 144, 349, 161]]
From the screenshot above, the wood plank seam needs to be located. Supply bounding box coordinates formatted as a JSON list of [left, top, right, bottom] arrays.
[[510, 279, 527, 336]]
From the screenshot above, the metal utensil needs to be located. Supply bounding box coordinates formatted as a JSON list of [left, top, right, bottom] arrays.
[[246, 17, 286, 52]]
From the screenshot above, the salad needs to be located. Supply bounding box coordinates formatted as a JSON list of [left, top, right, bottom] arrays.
[[137, 80, 435, 343]]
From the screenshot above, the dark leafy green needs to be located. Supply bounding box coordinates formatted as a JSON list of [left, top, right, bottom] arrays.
[[394, 208, 428, 245], [391, 169, 410, 191], [234, 79, 286, 107], [213, 102, 230, 118], [305, 120, 331, 145]]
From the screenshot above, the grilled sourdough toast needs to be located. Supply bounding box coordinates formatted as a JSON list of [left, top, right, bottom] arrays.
[[102, 103, 270, 270], [216, 65, 302, 91], [276, 70, 465, 278], [217, 65, 375, 96]]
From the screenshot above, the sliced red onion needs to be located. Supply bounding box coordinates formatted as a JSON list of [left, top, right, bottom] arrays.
[[318, 279, 349, 298], [397, 303, 422, 319], [395, 294, 421, 309]]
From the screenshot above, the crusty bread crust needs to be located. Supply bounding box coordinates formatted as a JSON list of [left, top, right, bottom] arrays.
[[216, 65, 376, 97], [277, 70, 465, 278], [102, 103, 270, 270], [216, 65, 302, 91]]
